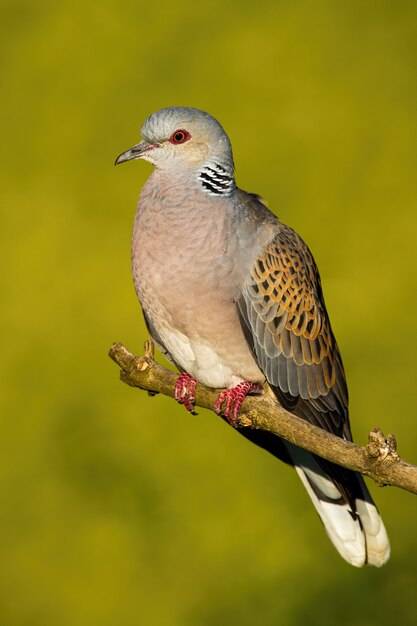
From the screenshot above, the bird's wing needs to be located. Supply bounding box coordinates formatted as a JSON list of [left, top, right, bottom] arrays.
[[237, 222, 350, 440], [236, 220, 391, 568]]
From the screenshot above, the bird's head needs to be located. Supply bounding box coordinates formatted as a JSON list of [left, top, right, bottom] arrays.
[[115, 107, 234, 180]]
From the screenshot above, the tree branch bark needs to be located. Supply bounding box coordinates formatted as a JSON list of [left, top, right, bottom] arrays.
[[109, 340, 417, 496]]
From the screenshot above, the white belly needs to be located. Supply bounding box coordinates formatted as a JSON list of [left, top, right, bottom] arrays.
[[153, 314, 265, 389], [156, 323, 248, 388]]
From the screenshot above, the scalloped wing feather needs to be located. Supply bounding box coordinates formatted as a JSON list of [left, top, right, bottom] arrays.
[[238, 225, 349, 437]]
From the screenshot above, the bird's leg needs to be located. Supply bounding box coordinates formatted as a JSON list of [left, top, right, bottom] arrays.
[[174, 372, 197, 414], [214, 381, 263, 425]]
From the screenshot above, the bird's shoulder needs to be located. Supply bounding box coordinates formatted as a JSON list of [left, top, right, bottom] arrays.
[[234, 187, 279, 226], [234, 187, 317, 270]]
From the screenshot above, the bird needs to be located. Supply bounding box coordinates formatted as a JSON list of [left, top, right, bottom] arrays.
[[115, 106, 390, 567]]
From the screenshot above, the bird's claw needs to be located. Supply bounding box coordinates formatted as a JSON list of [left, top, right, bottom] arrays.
[[214, 381, 263, 426], [174, 372, 197, 414]]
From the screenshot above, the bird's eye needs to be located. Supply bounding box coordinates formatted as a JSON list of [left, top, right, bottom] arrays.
[[169, 129, 191, 144]]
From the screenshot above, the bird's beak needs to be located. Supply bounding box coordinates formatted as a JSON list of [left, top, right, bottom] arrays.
[[114, 141, 157, 165]]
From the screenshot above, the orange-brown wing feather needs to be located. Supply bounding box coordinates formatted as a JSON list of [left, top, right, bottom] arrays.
[[238, 225, 350, 439]]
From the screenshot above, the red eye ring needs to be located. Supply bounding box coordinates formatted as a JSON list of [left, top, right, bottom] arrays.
[[169, 129, 191, 144]]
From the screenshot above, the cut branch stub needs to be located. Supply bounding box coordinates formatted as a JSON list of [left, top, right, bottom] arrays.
[[367, 427, 400, 463]]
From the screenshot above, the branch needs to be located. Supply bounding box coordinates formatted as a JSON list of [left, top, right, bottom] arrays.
[[109, 340, 417, 496]]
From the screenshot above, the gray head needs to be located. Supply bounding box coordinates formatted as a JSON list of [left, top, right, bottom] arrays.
[[116, 107, 235, 195]]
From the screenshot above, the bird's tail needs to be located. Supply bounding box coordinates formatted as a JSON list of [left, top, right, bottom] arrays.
[[286, 442, 390, 567]]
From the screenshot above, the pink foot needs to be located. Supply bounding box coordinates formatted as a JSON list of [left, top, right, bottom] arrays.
[[174, 372, 197, 414], [213, 381, 263, 425]]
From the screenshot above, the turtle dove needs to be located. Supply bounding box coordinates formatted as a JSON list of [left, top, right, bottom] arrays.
[[115, 106, 390, 567]]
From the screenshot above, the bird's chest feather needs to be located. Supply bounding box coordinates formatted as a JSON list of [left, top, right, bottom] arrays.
[[130, 183, 263, 387], [132, 202, 236, 321]]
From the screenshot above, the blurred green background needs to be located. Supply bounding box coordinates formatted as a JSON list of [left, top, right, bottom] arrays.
[[1, 1, 417, 624]]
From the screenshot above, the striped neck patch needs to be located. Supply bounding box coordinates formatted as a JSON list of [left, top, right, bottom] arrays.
[[198, 162, 235, 197]]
